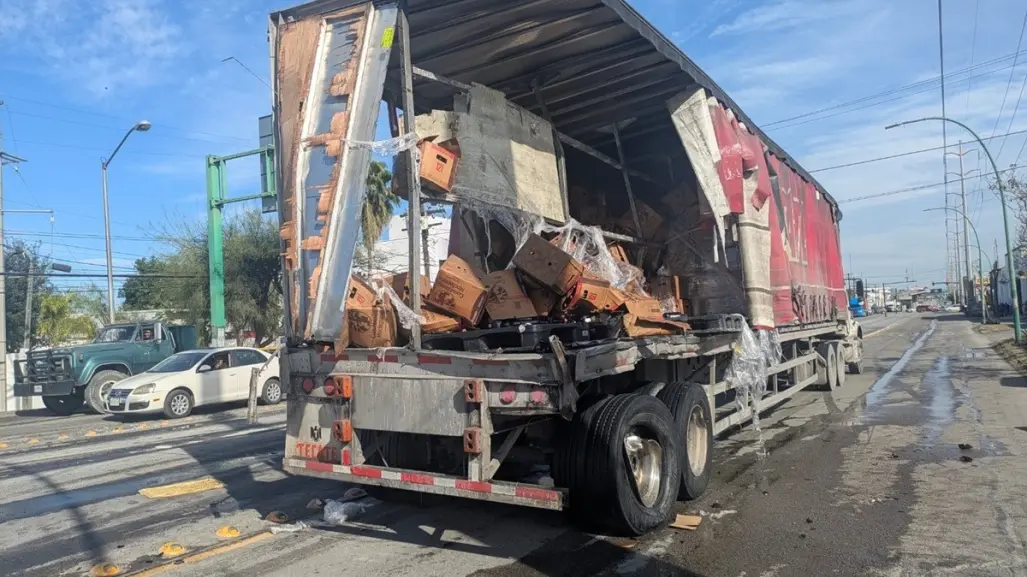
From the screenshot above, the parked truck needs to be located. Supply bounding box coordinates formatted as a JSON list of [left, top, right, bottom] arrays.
[[13, 321, 197, 415], [270, 0, 864, 536]]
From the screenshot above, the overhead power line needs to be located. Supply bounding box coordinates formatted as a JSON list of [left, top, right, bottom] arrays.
[[765, 47, 1027, 129], [838, 166, 1017, 204], [810, 126, 1027, 173], [989, 9, 1027, 143], [994, 8, 1027, 159]]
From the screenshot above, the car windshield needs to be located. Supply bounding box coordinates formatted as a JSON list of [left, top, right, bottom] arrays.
[[148, 351, 207, 373], [93, 326, 136, 343]]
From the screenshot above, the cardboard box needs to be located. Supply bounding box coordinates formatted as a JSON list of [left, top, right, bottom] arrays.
[[607, 242, 631, 265], [346, 275, 381, 308], [621, 298, 689, 338], [527, 286, 558, 317], [427, 255, 488, 324], [347, 303, 397, 348], [563, 276, 626, 314], [485, 270, 536, 320], [419, 141, 458, 191], [422, 308, 462, 333], [387, 272, 432, 306], [513, 234, 585, 296]]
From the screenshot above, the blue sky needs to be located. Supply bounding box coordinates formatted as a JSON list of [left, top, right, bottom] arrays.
[[0, 0, 1025, 298]]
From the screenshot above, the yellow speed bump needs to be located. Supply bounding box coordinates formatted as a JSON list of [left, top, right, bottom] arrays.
[[86, 430, 98, 437], [215, 526, 240, 539], [158, 542, 185, 558], [0, 442, 8, 449], [139, 477, 224, 499], [91, 563, 121, 576]]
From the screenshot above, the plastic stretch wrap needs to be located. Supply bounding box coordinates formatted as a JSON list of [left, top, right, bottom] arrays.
[[344, 132, 419, 156], [726, 323, 781, 456], [461, 200, 646, 293], [364, 274, 425, 330]]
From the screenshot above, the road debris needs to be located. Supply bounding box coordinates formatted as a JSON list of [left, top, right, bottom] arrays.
[[958, 443, 972, 450], [960, 455, 974, 463], [670, 514, 703, 530], [265, 511, 289, 524], [323, 499, 368, 525], [702, 509, 738, 521], [306, 498, 325, 510], [270, 521, 310, 534]]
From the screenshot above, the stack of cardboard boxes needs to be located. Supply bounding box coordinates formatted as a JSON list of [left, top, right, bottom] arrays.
[[340, 231, 691, 349]]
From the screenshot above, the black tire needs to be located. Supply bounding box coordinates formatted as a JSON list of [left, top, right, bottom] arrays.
[[656, 382, 713, 500], [260, 378, 282, 405], [552, 394, 611, 504], [583, 394, 681, 536], [816, 342, 838, 390], [42, 391, 84, 416], [834, 342, 847, 387], [85, 369, 128, 413], [163, 388, 194, 419]]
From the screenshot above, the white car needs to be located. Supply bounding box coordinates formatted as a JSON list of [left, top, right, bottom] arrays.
[[104, 347, 281, 418]]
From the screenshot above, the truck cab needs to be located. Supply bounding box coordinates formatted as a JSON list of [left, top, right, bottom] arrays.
[[13, 322, 197, 415]]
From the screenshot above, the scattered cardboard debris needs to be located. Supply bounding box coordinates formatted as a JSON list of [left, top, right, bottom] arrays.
[[670, 514, 702, 530]]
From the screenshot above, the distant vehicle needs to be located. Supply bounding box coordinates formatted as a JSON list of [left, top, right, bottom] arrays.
[[945, 305, 961, 313], [916, 304, 930, 313], [886, 304, 898, 313], [850, 295, 866, 317], [103, 347, 281, 418], [12, 322, 197, 416], [871, 305, 885, 315]]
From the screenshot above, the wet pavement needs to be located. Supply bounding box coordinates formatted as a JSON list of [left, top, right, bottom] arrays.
[[6, 313, 1027, 576]]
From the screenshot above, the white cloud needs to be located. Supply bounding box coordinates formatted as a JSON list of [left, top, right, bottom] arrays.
[[710, 0, 864, 37]]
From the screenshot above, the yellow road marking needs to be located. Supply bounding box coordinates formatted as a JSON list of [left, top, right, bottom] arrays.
[[27, 438, 39, 445], [0, 442, 8, 449], [138, 477, 225, 499], [158, 542, 185, 558], [215, 525, 240, 539], [86, 430, 98, 437], [121, 532, 272, 577]]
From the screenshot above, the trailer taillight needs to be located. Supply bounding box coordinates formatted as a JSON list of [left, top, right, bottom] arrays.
[[323, 378, 337, 396], [301, 378, 314, 394]]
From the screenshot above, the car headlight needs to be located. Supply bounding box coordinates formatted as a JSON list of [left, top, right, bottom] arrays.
[[132, 384, 156, 395]]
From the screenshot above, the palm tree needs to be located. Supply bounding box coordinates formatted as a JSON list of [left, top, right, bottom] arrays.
[[37, 293, 97, 346], [361, 160, 397, 275]]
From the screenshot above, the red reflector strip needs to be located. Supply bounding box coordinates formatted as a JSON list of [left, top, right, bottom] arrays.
[[305, 461, 334, 473], [319, 353, 336, 363], [455, 480, 492, 493], [515, 486, 560, 501], [418, 355, 452, 364], [382, 355, 399, 363], [400, 472, 434, 485], [350, 466, 381, 479], [342, 448, 351, 466]]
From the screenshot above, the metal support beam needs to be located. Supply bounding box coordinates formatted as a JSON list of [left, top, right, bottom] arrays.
[[610, 123, 642, 238], [399, 5, 423, 350], [205, 144, 277, 347]]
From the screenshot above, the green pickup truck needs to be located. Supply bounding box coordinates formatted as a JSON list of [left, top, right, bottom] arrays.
[[13, 321, 197, 415]]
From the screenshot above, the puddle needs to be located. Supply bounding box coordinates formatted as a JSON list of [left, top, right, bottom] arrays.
[[923, 355, 955, 442], [864, 320, 937, 417]]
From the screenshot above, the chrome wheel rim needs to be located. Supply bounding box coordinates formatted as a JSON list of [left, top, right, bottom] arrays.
[[687, 405, 709, 477], [624, 431, 662, 508], [170, 393, 190, 416], [265, 381, 281, 402]]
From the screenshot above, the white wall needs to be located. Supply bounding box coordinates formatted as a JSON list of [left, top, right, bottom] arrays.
[[4, 351, 45, 413], [372, 214, 452, 282]]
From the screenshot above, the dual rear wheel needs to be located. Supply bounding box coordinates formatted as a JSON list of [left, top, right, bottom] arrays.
[[553, 382, 713, 536]]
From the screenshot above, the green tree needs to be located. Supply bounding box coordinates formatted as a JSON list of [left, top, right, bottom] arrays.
[[360, 160, 396, 274], [119, 257, 168, 310], [157, 208, 281, 346], [4, 241, 53, 352], [37, 293, 97, 345]]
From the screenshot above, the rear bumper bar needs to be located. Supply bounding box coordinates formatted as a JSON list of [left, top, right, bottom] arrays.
[[283, 457, 566, 511], [13, 380, 77, 397]]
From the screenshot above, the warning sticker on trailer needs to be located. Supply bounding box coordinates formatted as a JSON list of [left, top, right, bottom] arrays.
[[294, 441, 339, 464]]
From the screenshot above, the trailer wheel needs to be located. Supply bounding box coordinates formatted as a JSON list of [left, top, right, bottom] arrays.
[[847, 339, 865, 374], [582, 394, 681, 536], [834, 342, 847, 387], [552, 394, 610, 509], [656, 382, 713, 500], [816, 342, 839, 389]]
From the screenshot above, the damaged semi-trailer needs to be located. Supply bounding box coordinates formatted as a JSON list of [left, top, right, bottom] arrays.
[[271, 0, 864, 536]]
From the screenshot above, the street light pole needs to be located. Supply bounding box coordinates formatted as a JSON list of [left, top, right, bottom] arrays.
[[887, 116, 1020, 343], [101, 120, 151, 324], [924, 207, 986, 325]]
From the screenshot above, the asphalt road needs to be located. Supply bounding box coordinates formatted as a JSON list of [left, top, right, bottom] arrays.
[[4, 312, 1026, 577]]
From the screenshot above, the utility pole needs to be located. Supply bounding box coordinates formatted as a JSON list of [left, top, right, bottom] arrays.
[[0, 111, 26, 414], [937, 0, 953, 300], [22, 261, 33, 351]]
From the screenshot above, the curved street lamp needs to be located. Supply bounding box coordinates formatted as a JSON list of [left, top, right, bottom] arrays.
[[887, 117, 1019, 342], [101, 120, 151, 324], [923, 207, 986, 325]]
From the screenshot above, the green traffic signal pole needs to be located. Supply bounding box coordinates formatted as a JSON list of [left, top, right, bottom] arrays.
[[923, 207, 986, 325], [206, 144, 275, 347], [886, 117, 1021, 344]]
